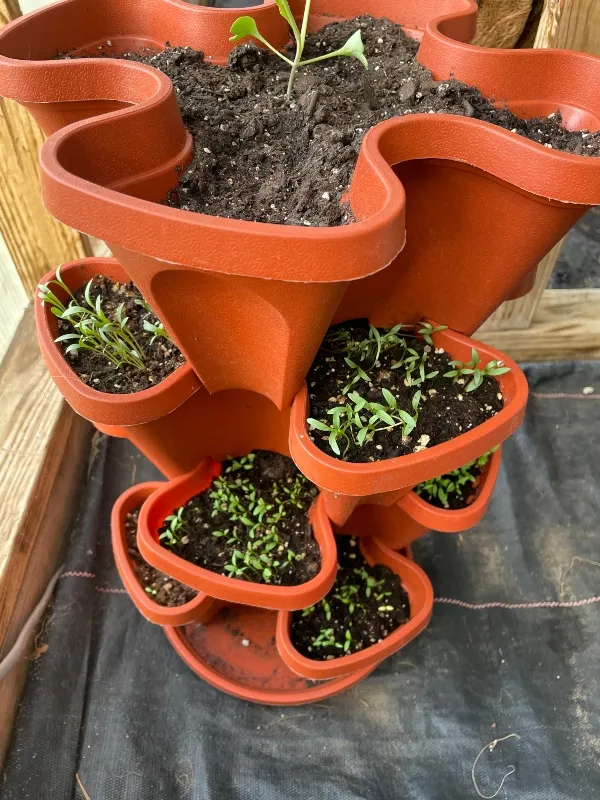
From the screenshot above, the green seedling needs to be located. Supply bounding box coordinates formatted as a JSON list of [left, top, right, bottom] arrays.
[[160, 506, 189, 547], [135, 298, 170, 345], [417, 322, 448, 346], [415, 447, 498, 508], [38, 268, 168, 372], [312, 627, 337, 649], [229, 0, 367, 100], [444, 348, 511, 391]]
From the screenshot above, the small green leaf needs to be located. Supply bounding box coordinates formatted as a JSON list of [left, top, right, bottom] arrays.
[[381, 388, 397, 408], [337, 30, 368, 69], [229, 16, 261, 42], [307, 418, 331, 432], [328, 431, 341, 456]]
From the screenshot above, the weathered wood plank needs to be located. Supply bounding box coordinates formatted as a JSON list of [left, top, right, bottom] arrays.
[[0, 308, 90, 768], [477, 288, 600, 360]]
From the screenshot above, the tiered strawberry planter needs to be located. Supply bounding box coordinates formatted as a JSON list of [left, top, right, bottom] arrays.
[[3, 0, 599, 702]]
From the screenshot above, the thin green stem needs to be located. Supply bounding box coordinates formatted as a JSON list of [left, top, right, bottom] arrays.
[[286, 0, 311, 99]]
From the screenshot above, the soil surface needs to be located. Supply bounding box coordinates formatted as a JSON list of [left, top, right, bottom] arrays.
[[306, 321, 504, 463], [291, 536, 410, 660], [125, 507, 198, 606], [55, 275, 184, 393], [67, 16, 600, 227], [158, 451, 321, 586]]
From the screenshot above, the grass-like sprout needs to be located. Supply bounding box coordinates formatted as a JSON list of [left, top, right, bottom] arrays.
[[160, 507, 190, 546], [229, 0, 368, 100], [444, 347, 511, 392], [135, 298, 170, 345], [415, 447, 498, 508], [38, 267, 171, 372]]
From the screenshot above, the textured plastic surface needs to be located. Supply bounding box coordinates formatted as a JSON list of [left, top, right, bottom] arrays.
[[138, 459, 338, 610], [337, 447, 502, 549], [276, 537, 433, 679], [289, 325, 527, 524], [165, 605, 377, 705], [111, 481, 222, 625], [3, 0, 600, 405]]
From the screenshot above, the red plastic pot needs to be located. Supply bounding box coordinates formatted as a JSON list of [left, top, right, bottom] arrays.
[[2, 1, 599, 407], [111, 481, 222, 625], [36, 257, 296, 478], [276, 537, 433, 679], [337, 446, 502, 549], [137, 457, 338, 611], [289, 325, 527, 525]]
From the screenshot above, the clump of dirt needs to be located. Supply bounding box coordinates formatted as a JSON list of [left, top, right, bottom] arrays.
[[55, 275, 184, 394], [158, 451, 321, 586], [125, 507, 198, 606], [291, 536, 410, 660]]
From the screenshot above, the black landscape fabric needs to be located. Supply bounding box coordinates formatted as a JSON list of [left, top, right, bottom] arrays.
[[2, 362, 600, 800]]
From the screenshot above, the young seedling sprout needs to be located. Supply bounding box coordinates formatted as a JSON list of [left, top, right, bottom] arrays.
[[38, 267, 171, 372], [229, 0, 367, 100], [444, 347, 510, 392], [415, 447, 498, 508]]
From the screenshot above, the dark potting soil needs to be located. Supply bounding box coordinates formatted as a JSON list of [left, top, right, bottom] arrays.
[[306, 321, 504, 463], [69, 16, 600, 227], [291, 536, 410, 660], [125, 507, 198, 606], [55, 275, 184, 394], [158, 451, 321, 586]]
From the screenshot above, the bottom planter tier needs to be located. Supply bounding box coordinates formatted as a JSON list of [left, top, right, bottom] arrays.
[[164, 605, 377, 706]]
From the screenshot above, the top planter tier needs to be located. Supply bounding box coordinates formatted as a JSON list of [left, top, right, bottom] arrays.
[[2, 0, 600, 409]]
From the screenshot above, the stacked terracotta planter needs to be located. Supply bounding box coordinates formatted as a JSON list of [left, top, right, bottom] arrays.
[[3, 0, 599, 703]]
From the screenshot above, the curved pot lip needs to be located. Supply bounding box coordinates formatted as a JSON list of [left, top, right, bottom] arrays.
[[275, 537, 434, 680], [398, 445, 502, 532], [164, 624, 379, 705], [110, 480, 219, 625], [289, 324, 528, 496], [34, 257, 201, 427], [137, 457, 339, 611]]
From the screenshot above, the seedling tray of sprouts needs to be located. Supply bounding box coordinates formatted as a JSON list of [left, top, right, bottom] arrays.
[[157, 451, 321, 586], [306, 320, 510, 463], [291, 536, 410, 660]]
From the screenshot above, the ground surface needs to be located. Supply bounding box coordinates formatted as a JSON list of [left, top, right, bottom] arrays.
[[2, 362, 600, 799]]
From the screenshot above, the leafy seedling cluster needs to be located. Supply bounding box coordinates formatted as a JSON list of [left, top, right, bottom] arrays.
[[161, 453, 318, 586], [38, 267, 170, 372], [444, 348, 510, 392], [307, 321, 511, 460], [415, 447, 498, 509], [294, 538, 408, 659], [307, 322, 448, 456], [230, 0, 367, 100]]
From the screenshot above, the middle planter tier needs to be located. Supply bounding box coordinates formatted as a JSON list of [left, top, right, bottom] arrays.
[[289, 324, 527, 525], [137, 458, 338, 611]]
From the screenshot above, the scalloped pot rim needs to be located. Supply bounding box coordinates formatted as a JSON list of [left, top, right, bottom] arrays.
[[1, 0, 599, 282], [111, 480, 222, 626], [137, 457, 339, 611], [34, 258, 201, 427], [288, 325, 528, 496]]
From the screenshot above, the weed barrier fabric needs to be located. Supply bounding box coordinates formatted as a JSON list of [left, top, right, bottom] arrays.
[[2, 362, 600, 800]]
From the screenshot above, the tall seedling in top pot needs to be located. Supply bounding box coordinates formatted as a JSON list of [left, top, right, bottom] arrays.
[[229, 0, 367, 101]]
